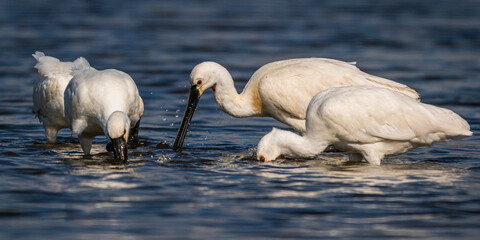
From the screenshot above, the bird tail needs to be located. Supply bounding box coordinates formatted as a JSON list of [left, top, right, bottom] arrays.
[[420, 106, 473, 144], [442, 112, 473, 139], [32, 51, 73, 79], [437, 107, 472, 137]]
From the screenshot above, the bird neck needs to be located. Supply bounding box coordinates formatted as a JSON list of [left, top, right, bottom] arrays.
[[212, 74, 260, 118], [280, 131, 328, 159]]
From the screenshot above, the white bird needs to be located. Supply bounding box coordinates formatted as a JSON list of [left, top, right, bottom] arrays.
[[257, 86, 472, 165], [173, 58, 420, 151], [64, 58, 144, 161], [32, 51, 83, 143]]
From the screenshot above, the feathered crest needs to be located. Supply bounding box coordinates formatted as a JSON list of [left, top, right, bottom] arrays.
[[32, 51, 46, 61]]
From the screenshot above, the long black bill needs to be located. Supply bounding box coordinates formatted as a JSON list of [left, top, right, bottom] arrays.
[[111, 137, 128, 161], [172, 85, 201, 151]]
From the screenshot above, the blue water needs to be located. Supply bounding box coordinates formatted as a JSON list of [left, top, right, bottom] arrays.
[[1, 0, 480, 239]]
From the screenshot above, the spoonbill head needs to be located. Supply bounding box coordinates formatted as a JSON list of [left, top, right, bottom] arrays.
[[257, 127, 330, 162], [106, 111, 131, 160], [189, 61, 227, 95], [173, 58, 420, 151], [257, 86, 472, 165], [65, 57, 144, 161], [172, 62, 227, 151]]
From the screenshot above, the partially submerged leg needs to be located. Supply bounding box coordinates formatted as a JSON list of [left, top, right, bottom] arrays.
[[79, 136, 93, 155], [348, 152, 363, 162], [128, 117, 141, 148], [45, 126, 59, 143], [362, 149, 383, 165]]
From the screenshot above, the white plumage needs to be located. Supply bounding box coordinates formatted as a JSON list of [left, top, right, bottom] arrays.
[[173, 58, 419, 150], [64, 57, 144, 160], [32, 51, 82, 143], [257, 86, 472, 165], [197, 58, 418, 132]]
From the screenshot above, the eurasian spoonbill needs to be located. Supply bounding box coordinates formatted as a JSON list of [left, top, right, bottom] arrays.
[[257, 86, 472, 165], [173, 58, 420, 150], [64, 58, 144, 161], [32, 51, 82, 143]]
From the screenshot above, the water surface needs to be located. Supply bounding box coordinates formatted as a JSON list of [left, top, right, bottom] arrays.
[[1, 0, 479, 239]]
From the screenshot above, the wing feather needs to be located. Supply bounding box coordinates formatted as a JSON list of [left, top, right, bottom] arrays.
[[315, 87, 442, 144], [253, 58, 419, 122]]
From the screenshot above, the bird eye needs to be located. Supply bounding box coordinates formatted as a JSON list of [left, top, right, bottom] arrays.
[[196, 79, 202, 85], [259, 155, 266, 162]]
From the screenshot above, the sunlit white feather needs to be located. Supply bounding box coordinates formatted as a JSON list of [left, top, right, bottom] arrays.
[[257, 86, 472, 165], [64, 58, 144, 155], [190, 58, 420, 134], [32, 51, 81, 142]]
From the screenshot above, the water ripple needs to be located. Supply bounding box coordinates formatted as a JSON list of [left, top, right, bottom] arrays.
[[0, 0, 479, 239]]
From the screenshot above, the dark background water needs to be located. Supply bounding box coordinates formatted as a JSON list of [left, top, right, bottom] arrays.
[[1, 0, 479, 239]]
